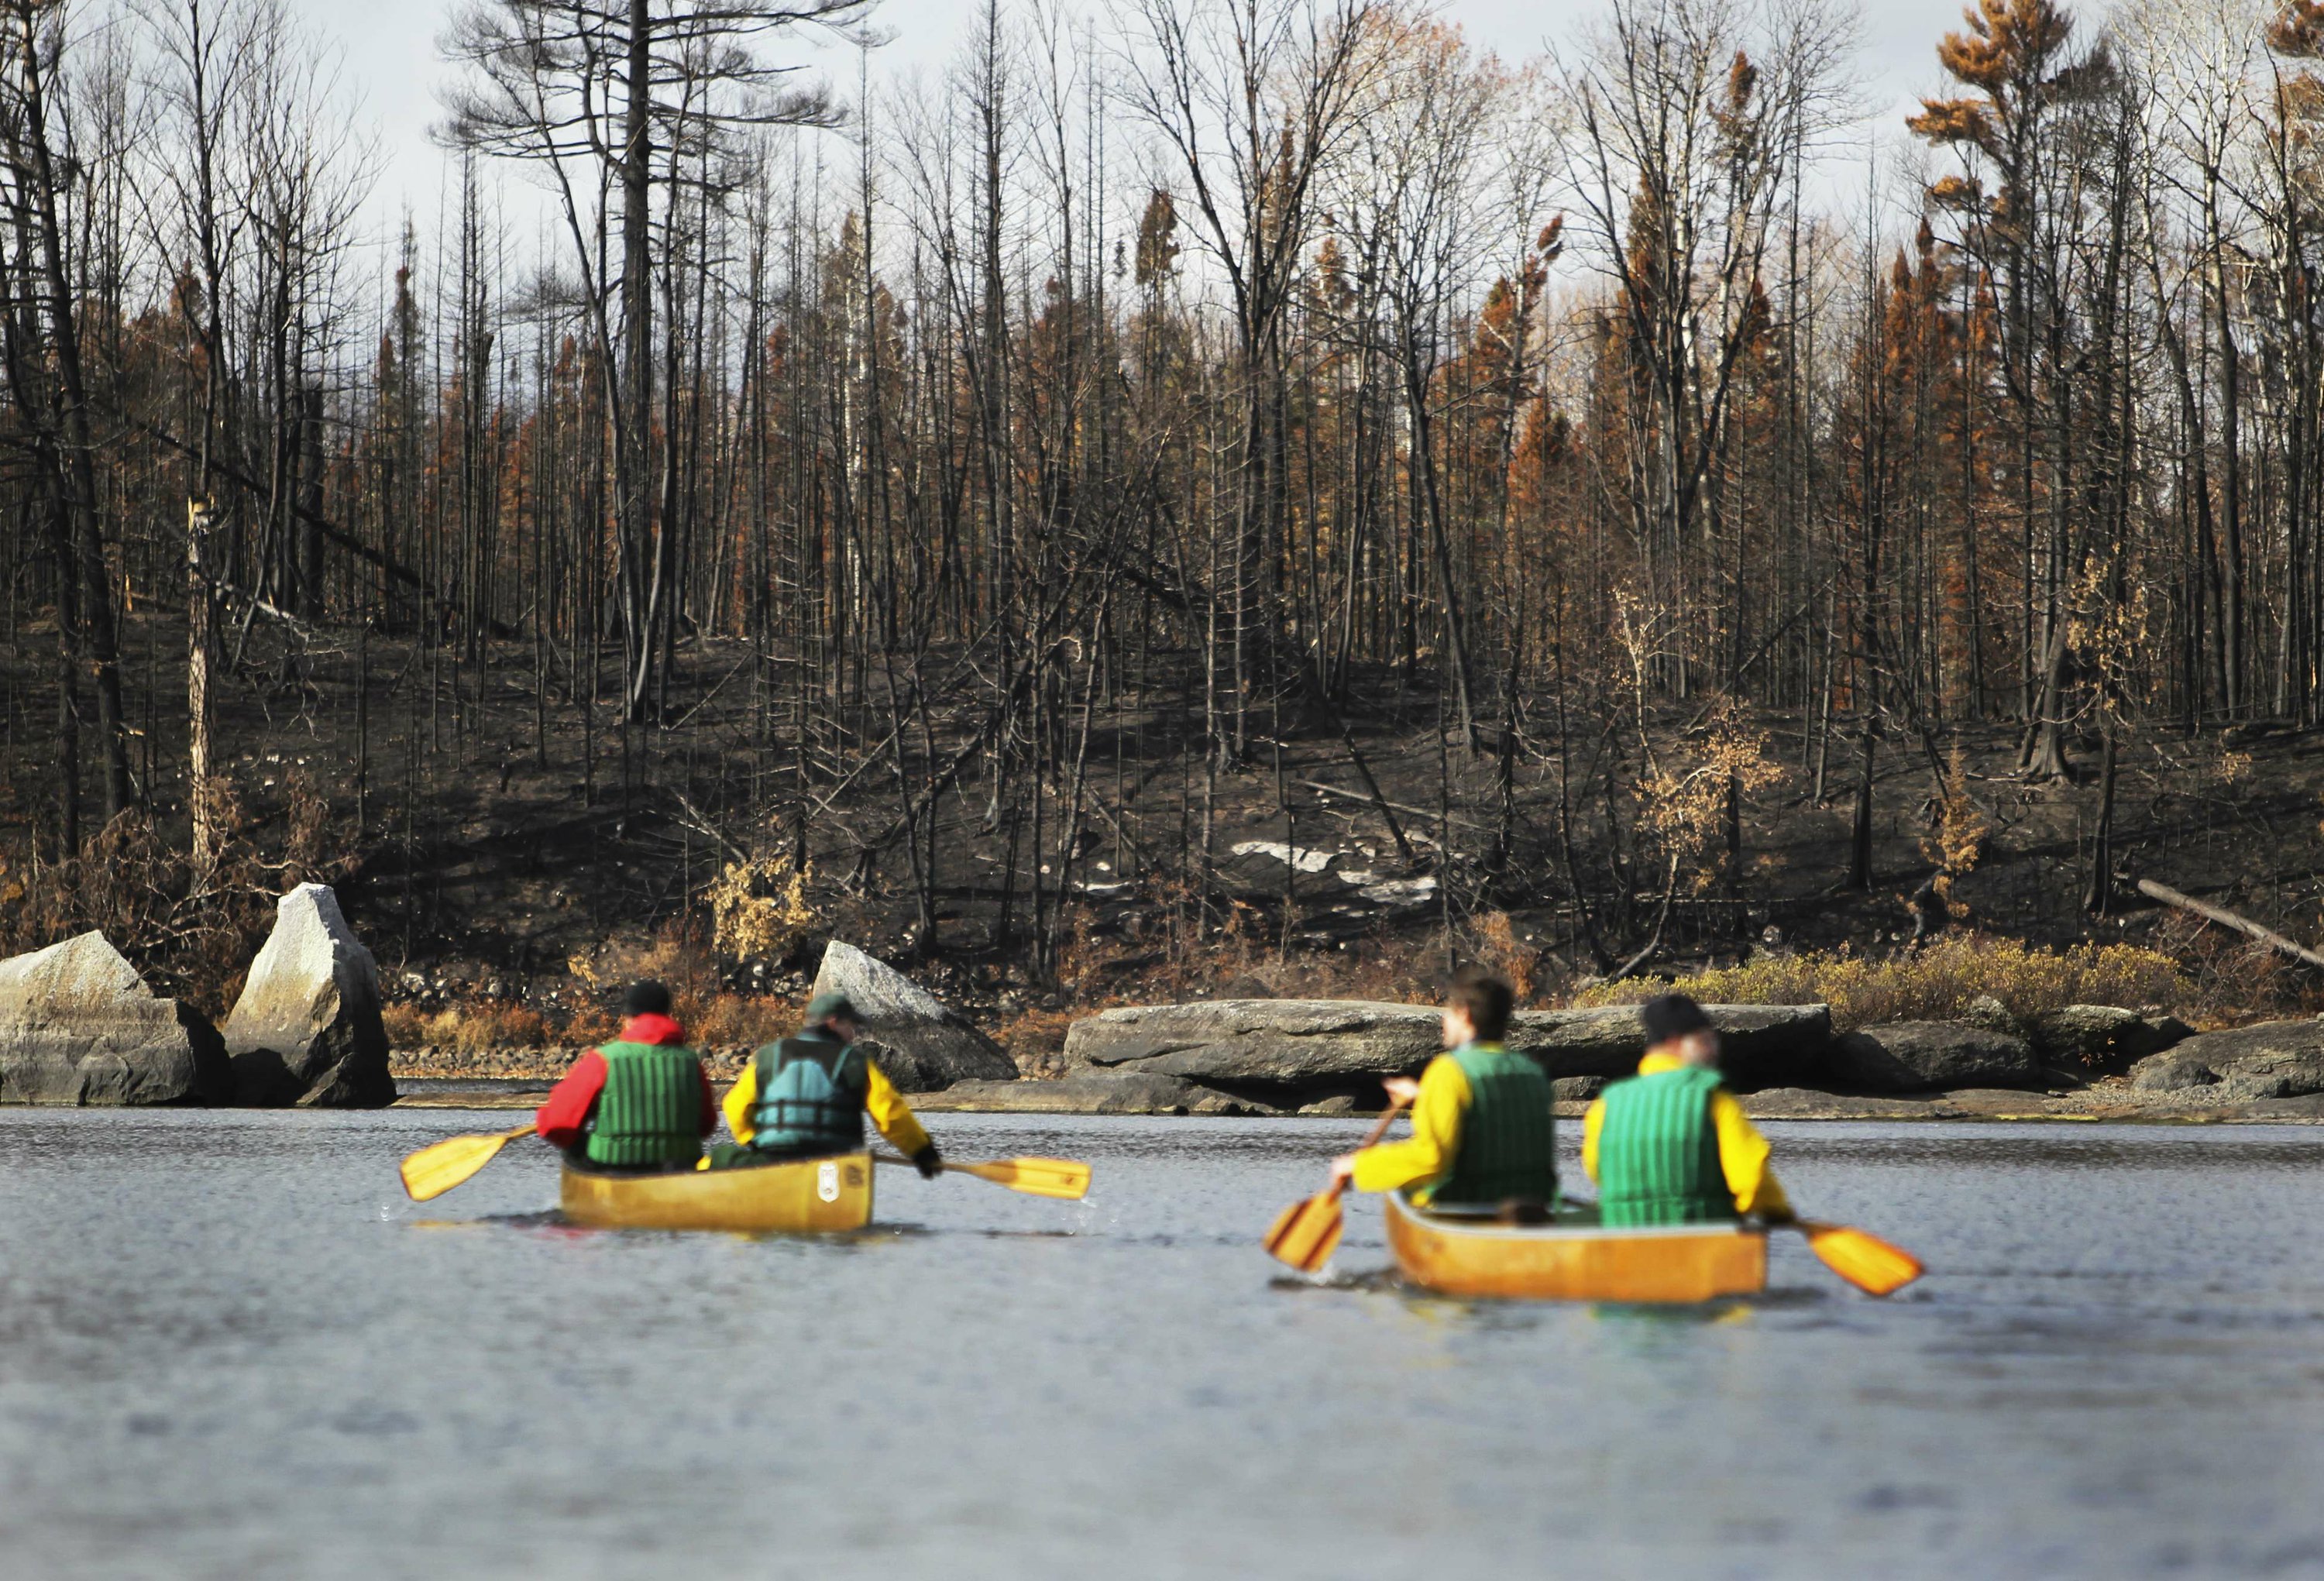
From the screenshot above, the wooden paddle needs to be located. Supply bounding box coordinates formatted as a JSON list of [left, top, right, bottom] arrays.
[[874, 1153, 1092, 1200], [1786, 1220, 1923, 1297], [400, 1122, 538, 1202], [1263, 1099, 1411, 1275]]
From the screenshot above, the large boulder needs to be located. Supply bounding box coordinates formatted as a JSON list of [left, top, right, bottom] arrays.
[[0, 932, 229, 1105], [813, 941, 1017, 1091], [1064, 998, 1833, 1096], [2027, 1005, 2190, 1071], [1067, 999, 1440, 1085], [2130, 1020, 2324, 1101], [1508, 1003, 1834, 1088], [222, 884, 396, 1108], [924, 1069, 1267, 1116], [1827, 1021, 2042, 1093]]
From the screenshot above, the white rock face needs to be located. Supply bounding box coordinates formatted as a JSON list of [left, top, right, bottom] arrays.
[[0, 932, 229, 1105], [222, 884, 395, 1108], [810, 941, 1017, 1091]]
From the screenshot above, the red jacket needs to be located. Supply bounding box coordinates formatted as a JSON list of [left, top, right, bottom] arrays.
[[535, 1013, 716, 1149]]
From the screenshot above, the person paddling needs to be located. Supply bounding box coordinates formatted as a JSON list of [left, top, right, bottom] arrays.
[[1582, 992, 1793, 1227], [712, 992, 942, 1177], [1328, 967, 1557, 1214], [535, 981, 716, 1174]]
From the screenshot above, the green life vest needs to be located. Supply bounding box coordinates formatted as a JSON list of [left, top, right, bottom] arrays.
[[586, 1040, 703, 1168], [1595, 1064, 1738, 1228], [1428, 1043, 1559, 1208], [748, 1032, 868, 1157]]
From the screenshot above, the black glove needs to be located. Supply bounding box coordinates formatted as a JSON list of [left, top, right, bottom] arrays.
[[912, 1144, 943, 1181]]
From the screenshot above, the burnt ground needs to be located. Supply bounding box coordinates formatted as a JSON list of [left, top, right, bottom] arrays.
[[4, 605, 2322, 1029]]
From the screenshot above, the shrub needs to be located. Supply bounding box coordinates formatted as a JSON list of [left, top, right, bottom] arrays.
[[1569, 933, 2189, 1029], [706, 856, 816, 965], [380, 1001, 429, 1047], [682, 992, 792, 1049]]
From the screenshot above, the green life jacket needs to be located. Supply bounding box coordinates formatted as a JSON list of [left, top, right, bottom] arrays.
[[1595, 1064, 1738, 1228], [586, 1040, 704, 1168], [748, 1031, 868, 1157], [1428, 1043, 1559, 1208]]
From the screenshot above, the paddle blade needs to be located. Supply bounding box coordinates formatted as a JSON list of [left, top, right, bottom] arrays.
[[400, 1124, 535, 1202], [1799, 1222, 1923, 1297], [949, 1157, 1092, 1201], [1263, 1191, 1345, 1273]]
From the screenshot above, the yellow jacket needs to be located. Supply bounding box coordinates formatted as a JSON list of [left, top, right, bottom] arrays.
[[1349, 1052, 1477, 1201], [1580, 1050, 1790, 1218], [721, 1052, 931, 1157]]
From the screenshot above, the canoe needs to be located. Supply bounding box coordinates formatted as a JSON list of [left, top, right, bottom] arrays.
[[1384, 1192, 1766, 1303], [559, 1150, 875, 1232]]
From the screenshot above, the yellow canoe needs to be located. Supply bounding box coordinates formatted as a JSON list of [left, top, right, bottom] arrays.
[[559, 1150, 875, 1232], [1384, 1192, 1766, 1303]]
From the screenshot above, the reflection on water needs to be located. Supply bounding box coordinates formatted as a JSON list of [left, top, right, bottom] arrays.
[[2, 1112, 2321, 1578]]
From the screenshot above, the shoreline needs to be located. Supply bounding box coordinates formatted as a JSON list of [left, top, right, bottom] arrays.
[[386, 1075, 2324, 1124]]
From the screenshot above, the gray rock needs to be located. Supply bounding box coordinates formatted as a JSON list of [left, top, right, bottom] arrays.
[[1067, 999, 1442, 1084], [813, 941, 1017, 1091], [1827, 1021, 2042, 1092], [222, 885, 395, 1108], [1064, 998, 1832, 1092], [0, 932, 229, 1105], [2130, 1020, 2324, 1101], [2028, 1005, 2189, 1071], [1508, 1003, 1834, 1085], [1961, 995, 2020, 1034], [1741, 1087, 1952, 1119], [920, 1069, 1267, 1115]]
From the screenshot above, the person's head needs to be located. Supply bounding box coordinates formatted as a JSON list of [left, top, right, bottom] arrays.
[[1442, 966, 1514, 1049], [622, 980, 672, 1020], [805, 991, 862, 1042], [1641, 992, 1718, 1066]]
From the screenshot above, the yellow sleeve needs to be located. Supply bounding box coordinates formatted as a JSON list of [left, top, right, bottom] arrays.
[[722, 1063, 760, 1146], [863, 1059, 930, 1157], [1581, 1097, 1604, 1182], [1349, 1057, 1471, 1198], [1710, 1089, 1790, 1218]]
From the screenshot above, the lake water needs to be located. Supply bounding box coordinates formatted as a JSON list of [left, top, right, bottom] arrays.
[[2, 1111, 2320, 1579]]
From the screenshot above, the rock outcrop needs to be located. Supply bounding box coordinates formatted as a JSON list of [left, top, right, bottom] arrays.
[[222, 884, 397, 1108], [1064, 998, 1833, 1101], [1826, 1021, 2043, 1093], [2027, 1005, 2190, 1071], [2130, 1020, 2324, 1101], [1067, 999, 1442, 1086], [1506, 1003, 1834, 1087], [0, 933, 229, 1105], [812, 941, 1018, 1091], [923, 1068, 1266, 1115]]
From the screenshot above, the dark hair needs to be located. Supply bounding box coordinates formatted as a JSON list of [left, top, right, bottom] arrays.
[[1449, 965, 1514, 1042], [1640, 992, 1711, 1047], [623, 980, 672, 1018]]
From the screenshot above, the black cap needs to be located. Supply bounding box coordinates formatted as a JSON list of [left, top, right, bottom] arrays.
[[623, 980, 672, 1017], [1641, 992, 1711, 1046]]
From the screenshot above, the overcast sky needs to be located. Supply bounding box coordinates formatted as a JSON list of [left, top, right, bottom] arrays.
[[304, 0, 1989, 245]]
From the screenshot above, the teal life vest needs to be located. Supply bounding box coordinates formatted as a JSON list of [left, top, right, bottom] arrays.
[[1595, 1064, 1737, 1228], [586, 1040, 704, 1168], [1429, 1043, 1559, 1208], [748, 1031, 868, 1156]]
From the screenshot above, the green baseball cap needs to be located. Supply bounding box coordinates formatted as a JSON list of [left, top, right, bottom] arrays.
[[806, 992, 860, 1024]]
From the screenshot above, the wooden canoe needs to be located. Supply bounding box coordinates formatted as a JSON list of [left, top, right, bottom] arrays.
[[559, 1150, 875, 1232], [1384, 1192, 1766, 1303]]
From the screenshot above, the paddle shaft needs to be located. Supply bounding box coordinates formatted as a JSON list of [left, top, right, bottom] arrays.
[[1325, 1097, 1412, 1201]]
